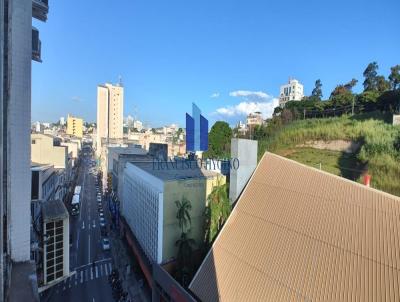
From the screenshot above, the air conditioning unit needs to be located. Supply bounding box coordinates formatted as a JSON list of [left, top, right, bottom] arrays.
[[32, 27, 42, 62]]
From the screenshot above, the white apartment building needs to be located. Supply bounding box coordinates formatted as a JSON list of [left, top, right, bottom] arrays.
[[1, 0, 49, 300], [279, 78, 304, 107], [246, 112, 263, 127], [133, 120, 143, 132], [96, 82, 124, 156]]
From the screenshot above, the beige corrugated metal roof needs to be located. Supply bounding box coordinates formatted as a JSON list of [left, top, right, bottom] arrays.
[[189, 152, 400, 302]]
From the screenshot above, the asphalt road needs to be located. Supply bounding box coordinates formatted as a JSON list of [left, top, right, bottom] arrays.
[[43, 153, 114, 302]]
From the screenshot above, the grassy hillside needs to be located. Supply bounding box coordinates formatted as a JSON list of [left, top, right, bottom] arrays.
[[258, 112, 400, 196]]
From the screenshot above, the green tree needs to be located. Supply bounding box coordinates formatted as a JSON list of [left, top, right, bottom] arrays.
[[363, 62, 379, 91], [330, 79, 358, 107], [175, 197, 192, 233], [204, 121, 232, 158], [357, 90, 380, 108], [173, 127, 183, 144], [389, 65, 400, 90], [376, 76, 391, 93], [281, 108, 294, 124], [310, 79, 323, 101], [204, 182, 231, 248]]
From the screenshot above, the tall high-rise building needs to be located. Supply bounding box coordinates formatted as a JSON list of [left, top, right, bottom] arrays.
[[66, 114, 83, 138], [1, 0, 49, 300], [186, 103, 208, 152], [279, 78, 304, 107], [96, 82, 124, 154], [59, 116, 65, 125]]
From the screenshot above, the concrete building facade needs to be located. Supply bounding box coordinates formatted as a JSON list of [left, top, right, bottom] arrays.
[[96, 82, 124, 155], [279, 78, 304, 107], [41, 200, 70, 287], [66, 114, 83, 138], [122, 161, 225, 264], [246, 112, 263, 127], [1, 0, 49, 300], [31, 134, 73, 203], [31, 134, 68, 169]]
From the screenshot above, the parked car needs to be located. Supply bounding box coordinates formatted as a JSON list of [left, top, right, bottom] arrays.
[[99, 217, 106, 227], [97, 196, 102, 202], [102, 238, 110, 251], [99, 212, 104, 218]]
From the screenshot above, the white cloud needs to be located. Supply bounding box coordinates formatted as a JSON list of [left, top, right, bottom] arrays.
[[214, 89, 279, 120], [71, 96, 82, 102], [229, 90, 270, 100], [210, 92, 220, 98], [215, 100, 279, 119]]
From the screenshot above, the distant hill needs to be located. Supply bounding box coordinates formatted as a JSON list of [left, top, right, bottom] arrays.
[[258, 112, 400, 197]]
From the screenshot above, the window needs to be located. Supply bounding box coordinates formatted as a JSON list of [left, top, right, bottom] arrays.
[[32, 139, 36, 144], [47, 274, 54, 283]]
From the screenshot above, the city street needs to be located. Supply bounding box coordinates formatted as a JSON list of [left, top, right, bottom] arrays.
[[42, 152, 114, 302]]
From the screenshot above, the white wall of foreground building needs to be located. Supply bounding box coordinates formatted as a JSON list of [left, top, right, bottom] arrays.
[[8, 0, 32, 262], [229, 139, 258, 203], [122, 163, 164, 264]]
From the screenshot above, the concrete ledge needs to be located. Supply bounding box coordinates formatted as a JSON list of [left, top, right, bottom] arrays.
[[9, 261, 39, 302]]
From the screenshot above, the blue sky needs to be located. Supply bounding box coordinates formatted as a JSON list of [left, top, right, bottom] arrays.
[[32, 0, 400, 127]]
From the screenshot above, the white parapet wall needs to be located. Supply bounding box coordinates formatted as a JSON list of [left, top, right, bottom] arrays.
[[229, 138, 258, 204]]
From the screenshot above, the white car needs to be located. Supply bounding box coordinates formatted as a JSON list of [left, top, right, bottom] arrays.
[[99, 212, 104, 218], [99, 217, 106, 227], [97, 196, 101, 202], [102, 238, 110, 251]]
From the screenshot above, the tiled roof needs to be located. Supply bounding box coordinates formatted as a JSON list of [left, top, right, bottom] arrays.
[[189, 152, 400, 302]]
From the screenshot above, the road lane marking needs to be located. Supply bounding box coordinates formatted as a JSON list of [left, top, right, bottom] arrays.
[[82, 221, 85, 229], [105, 263, 108, 275], [90, 268, 93, 280], [73, 258, 112, 271], [80, 271, 83, 283], [85, 270, 88, 281], [95, 266, 98, 278], [100, 264, 103, 276]]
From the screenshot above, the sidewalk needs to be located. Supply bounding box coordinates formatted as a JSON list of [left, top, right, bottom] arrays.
[[103, 193, 151, 302], [109, 227, 150, 302]]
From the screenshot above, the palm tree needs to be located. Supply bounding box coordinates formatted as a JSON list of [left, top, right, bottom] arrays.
[[175, 197, 192, 233], [175, 197, 195, 286], [175, 232, 196, 286]]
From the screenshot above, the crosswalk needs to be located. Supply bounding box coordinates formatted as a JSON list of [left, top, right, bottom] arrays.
[[55, 261, 113, 293]]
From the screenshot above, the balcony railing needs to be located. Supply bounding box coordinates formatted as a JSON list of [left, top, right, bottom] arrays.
[[32, 0, 49, 22], [32, 27, 42, 62]]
